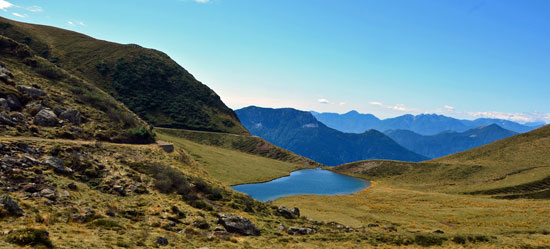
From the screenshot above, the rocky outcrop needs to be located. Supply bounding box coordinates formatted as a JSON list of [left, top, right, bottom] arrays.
[[277, 206, 300, 219], [42, 156, 72, 174], [0, 195, 24, 217], [0, 63, 14, 83], [59, 109, 81, 125], [16, 85, 46, 99], [33, 109, 58, 127], [217, 214, 261, 236]]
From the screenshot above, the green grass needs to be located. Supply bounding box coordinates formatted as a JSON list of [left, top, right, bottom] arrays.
[[156, 130, 315, 185]]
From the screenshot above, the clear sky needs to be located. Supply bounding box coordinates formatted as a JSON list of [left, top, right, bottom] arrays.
[[1, 0, 549, 123]]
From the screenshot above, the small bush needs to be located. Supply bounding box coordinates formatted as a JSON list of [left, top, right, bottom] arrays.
[[4, 228, 53, 248], [125, 126, 155, 144]]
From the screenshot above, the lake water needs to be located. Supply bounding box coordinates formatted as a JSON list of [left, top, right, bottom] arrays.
[[231, 168, 370, 202]]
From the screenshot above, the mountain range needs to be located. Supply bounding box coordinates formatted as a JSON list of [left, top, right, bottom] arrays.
[[312, 111, 543, 135], [384, 124, 518, 158], [236, 106, 428, 165]]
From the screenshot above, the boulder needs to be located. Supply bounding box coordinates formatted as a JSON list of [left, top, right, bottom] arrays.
[[156, 237, 168, 246], [59, 109, 81, 125], [287, 227, 316, 236], [0, 112, 15, 126], [9, 112, 26, 125], [277, 206, 300, 219], [16, 85, 46, 99], [53, 107, 66, 116], [5, 94, 22, 111], [0, 98, 8, 110], [42, 156, 72, 174], [217, 214, 261, 236], [0, 195, 24, 217], [33, 109, 58, 127], [26, 102, 44, 113]]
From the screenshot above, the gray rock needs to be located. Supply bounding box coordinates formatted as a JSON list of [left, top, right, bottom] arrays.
[[0, 195, 24, 217], [0, 98, 8, 111], [59, 109, 81, 125], [42, 156, 72, 174], [60, 190, 70, 199], [217, 214, 261, 236], [67, 182, 77, 190], [5, 95, 21, 111], [277, 206, 300, 219], [156, 237, 168, 246], [53, 107, 66, 116], [9, 112, 26, 125], [26, 102, 44, 112], [287, 227, 316, 235], [16, 85, 46, 99], [0, 65, 13, 83], [33, 109, 58, 127], [0, 112, 15, 126], [40, 188, 56, 200]]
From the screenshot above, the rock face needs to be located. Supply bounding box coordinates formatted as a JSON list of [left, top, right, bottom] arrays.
[[42, 156, 72, 174], [33, 109, 58, 127], [287, 227, 316, 236], [0, 195, 24, 217], [16, 85, 46, 99], [217, 214, 261, 236], [277, 206, 300, 219], [59, 109, 81, 125]]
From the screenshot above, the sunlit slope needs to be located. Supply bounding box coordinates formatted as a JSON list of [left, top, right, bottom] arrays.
[[155, 128, 317, 185]]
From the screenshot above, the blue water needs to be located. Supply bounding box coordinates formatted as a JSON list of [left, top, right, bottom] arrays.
[[231, 168, 370, 202]]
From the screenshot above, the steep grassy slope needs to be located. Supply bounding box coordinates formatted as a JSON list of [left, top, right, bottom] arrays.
[[236, 106, 427, 165], [0, 17, 246, 134], [385, 124, 518, 158], [0, 34, 151, 142]]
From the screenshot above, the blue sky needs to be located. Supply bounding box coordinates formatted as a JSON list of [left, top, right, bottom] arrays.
[[1, 0, 549, 123]]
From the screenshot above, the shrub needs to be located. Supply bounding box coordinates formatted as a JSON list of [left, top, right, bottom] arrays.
[[125, 126, 155, 144], [4, 228, 53, 248], [149, 163, 191, 195]]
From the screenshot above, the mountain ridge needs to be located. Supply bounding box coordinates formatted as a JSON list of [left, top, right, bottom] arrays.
[[236, 106, 428, 166], [312, 110, 543, 135]]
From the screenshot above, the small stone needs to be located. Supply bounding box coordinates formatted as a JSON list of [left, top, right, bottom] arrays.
[[287, 227, 316, 235], [156, 237, 168, 246], [42, 156, 72, 174]]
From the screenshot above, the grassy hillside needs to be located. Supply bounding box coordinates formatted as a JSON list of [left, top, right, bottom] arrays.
[[0, 33, 152, 143], [274, 125, 550, 248], [155, 129, 317, 185], [0, 17, 247, 134]]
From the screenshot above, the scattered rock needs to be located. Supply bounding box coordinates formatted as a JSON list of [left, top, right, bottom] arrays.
[[0, 98, 8, 110], [171, 206, 186, 218], [156, 237, 168, 246], [22, 183, 39, 193], [277, 224, 287, 231], [5, 94, 22, 111], [42, 156, 72, 174], [287, 227, 316, 235], [0, 65, 13, 83], [113, 185, 126, 196], [217, 214, 261, 236], [433, 230, 445, 234], [40, 188, 56, 200], [33, 109, 58, 127], [59, 109, 81, 125], [277, 206, 300, 219], [0, 112, 15, 126], [157, 141, 174, 153], [368, 223, 380, 228], [53, 107, 66, 116], [9, 112, 26, 125], [0, 195, 24, 217], [26, 102, 44, 113], [193, 219, 210, 229], [60, 190, 70, 199], [67, 182, 77, 190], [16, 85, 46, 99]]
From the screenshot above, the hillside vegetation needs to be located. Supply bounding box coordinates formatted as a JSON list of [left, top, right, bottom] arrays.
[[0, 17, 246, 134]]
